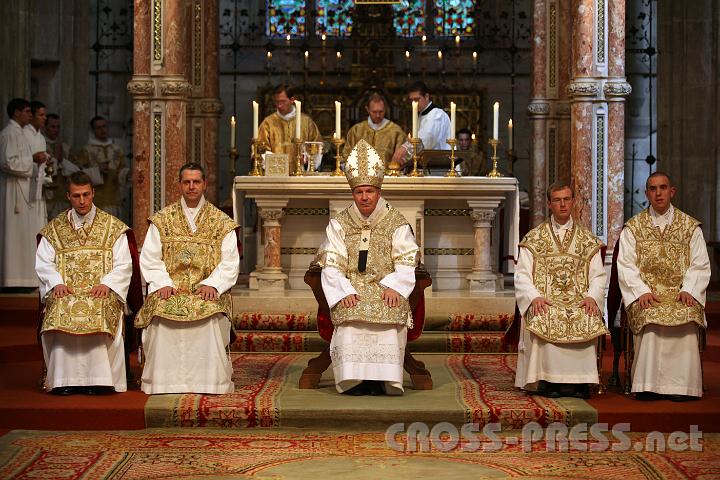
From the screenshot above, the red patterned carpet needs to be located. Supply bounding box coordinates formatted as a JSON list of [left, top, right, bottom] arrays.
[[1, 429, 718, 479]]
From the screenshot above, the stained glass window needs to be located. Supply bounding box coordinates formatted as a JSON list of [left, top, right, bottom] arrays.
[[434, 0, 475, 36], [267, 0, 306, 37], [393, 0, 425, 37], [316, 0, 354, 37]]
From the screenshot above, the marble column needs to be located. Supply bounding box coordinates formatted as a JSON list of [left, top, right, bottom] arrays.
[[187, 0, 222, 204], [528, 0, 548, 227], [466, 206, 500, 292], [257, 205, 288, 290], [128, 0, 192, 242]]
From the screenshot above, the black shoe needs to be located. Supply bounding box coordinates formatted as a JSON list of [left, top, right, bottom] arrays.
[[607, 373, 620, 387], [342, 382, 367, 396], [669, 395, 700, 402], [573, 384, 591, 399], [366, 380, 385, 396], [538, 381, 562, 398], [50, 386, 77, 396], [82, 386, 115, 395], [635, 391, 662, 401]]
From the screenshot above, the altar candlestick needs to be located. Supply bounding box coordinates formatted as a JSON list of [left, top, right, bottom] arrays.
[[450, 102, 456, 140], [230, 115, 236, 148], [334, 101, 341, 139], [294, 100, 302, 139], [252, 101, 259, 139], [411, 101, 418, 138], [508, 119, 513, 150], [493, 102, 499, 140]]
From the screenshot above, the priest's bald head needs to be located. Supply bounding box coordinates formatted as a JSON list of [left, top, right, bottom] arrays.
[[345, 140, 384, 217]]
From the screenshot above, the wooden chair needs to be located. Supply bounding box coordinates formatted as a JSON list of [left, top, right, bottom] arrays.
[[298, 263, 433, 390]]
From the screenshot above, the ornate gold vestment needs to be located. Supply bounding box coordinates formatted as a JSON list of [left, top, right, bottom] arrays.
[[40, 209, 128, 336], [624, 208, 705, 334], [134, 201, 239, 328], [256, 112, 322, 169], [520, 222, 608, 343], [315, 204, 418, 328], [342, 120, 406, 165]]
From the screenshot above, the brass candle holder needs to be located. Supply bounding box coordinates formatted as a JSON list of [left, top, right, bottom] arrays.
[[290, 137, 304, 176], [331, 137, 345, 176], [445, 138, 459, 177], [407, 137, 423, 177], [249, 139, 264, 176], [487, 138, 503, 178], [229, 146, 239, 177]]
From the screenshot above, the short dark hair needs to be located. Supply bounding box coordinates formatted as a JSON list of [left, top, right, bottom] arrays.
[[272, 83, 295, 99], [67, 171, 94, 191], [6, 98, 29, 119], [179, 162, 206, 181], [546, 181, 574, 201], [457, 128, 472, 137], [645, 171, 672, 190], [366, 92, 387, 107], [30, 101, 46, 115], [89, 115, 106, 129], [408, 81, 431, 96], [47, 113, 60, 122]]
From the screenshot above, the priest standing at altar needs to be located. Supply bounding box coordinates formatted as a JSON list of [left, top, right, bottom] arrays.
[[514, 181, 608, 399], [135, 163, 239, 394], [617, 172, 710, 401], [315, 140, 419, 396], [343, 93, 406, 166], [256, 84, 322, 170], [391, 81, 451, 166]]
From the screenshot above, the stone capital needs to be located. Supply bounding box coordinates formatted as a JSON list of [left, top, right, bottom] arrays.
[[566, 80, 600, 98], [159, 79, 192, 98], [127, 78, 155, 98], [603, 80, 633, 98], [527, 101, 550, 116], [259, 207, 285, 224], [187, 98, 224, 117], [470, 209, 496, 225]]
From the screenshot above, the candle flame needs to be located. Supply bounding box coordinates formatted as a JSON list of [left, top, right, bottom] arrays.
[[455, 35, 461, 45], [437, 50, 443, 59], [336, 51, 342, 59], [405, 50, 410, 59]]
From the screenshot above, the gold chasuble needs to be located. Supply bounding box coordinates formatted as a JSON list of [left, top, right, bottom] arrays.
[[624, 209, 705, 335], [135, 201, 238, 328], [342, 120, 406, 165], [316, 204, 416, 328], [519, 222, 608, 343], [40, 209, 128, 336], [257, 112, 322, 168]]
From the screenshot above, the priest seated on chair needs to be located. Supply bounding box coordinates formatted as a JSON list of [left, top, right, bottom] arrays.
[[313, 139, 420, 396]]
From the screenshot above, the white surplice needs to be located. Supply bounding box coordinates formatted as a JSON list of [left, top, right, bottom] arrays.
[[514, 216, 607, 391], [0, 120, 38, 287], [617, 205, 711, 396], [139, 196, 240, 394], [35, 205, 132, 391], [401, 102, 451, 157], [23, 124, 49, 233], [320, 198, 418, 394]]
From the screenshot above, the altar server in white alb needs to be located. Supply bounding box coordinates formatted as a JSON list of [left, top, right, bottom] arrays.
[[1, 98, 39, 288], [315, 139, 419, 396], [136, 162, 240, 394], [36, 171, 133, 394], [391, 80, 451, 167], [618, 172, 711, 401], [514, 181, 608, 399], [23, 100, 50, 232]]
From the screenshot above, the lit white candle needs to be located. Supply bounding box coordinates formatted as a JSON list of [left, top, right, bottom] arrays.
[[455, 35, 461, 46], [508, 119, 513, 150], [294, 100, 302, 139], [411, 101, 418, 138], [334, 101, 341, 139], [493, 102, 499, 140], [230, 115, 236, 149], [450, 102, 456, 140], [252, 101, 259, 139]]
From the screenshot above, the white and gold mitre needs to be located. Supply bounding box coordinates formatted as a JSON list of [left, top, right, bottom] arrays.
[[345, 139, 384, 189]]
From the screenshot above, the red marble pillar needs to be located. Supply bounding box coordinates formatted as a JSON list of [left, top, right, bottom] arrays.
[[529, 0, 548, 227], [556, 0, 573, 183]]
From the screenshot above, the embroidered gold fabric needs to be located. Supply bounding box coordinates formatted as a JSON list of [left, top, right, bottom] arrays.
[[316, 204, 418, 328], [624, 208, 705, 335], [344, 139, 385, 189], [520, 222, 608, 343], [135, 201, 239, 328], [40, 209, 128, 335]]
